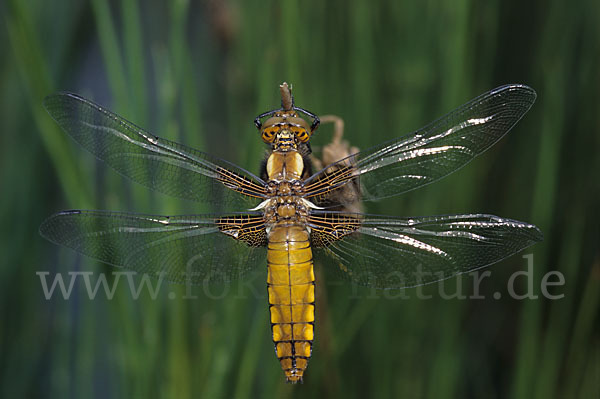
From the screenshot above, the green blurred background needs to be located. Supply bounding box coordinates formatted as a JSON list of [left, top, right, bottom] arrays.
[[1, 0, 598, 398]]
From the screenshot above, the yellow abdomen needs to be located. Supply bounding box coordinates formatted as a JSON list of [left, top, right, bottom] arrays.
[[267, 223, 315, 383]]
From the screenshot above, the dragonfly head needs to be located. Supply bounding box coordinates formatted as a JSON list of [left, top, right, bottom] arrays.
[[254, 84, 321, 147], [258, 110, 312, 148]]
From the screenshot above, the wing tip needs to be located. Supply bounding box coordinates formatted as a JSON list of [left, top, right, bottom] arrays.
[[528, 223, 544, 243], [482, 214, 544, 244], [493, 83, 537, 104], [39, 210, 82, 240], [43, 91, 81, 108]]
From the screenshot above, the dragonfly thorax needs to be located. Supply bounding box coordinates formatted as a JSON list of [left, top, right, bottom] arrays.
[[262, 198, 309, 221], [261, 151, 311, 225], [266, 151, 304, 181]]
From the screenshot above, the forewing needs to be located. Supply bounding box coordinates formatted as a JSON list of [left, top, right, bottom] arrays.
[[40, 210, 267, 284], [310, 212, 542, 289], [43, 93, 267, 208], [304, 85, 536, 205]]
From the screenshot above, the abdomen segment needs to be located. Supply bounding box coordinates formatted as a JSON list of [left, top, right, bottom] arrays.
[[267, 224, 315, 383]]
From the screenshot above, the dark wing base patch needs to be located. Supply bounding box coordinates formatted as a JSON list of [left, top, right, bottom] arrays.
[[216, 214, 267, 247], [308, 212, 361, 247]]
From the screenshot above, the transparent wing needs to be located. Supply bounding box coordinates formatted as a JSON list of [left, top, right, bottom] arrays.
[[309, 212, 542, 289], [304, 85, 536, 205], [44, 93, 267, 208], [39, 210, 267, 284]]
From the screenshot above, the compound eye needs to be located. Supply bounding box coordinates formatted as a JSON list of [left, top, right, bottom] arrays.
[[296, 130, 310, 143], [290, 126, 311, 143], [261, 127, 277, 143]]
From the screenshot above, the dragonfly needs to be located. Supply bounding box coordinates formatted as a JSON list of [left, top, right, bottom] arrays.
[[40, 83, 542, 383]]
